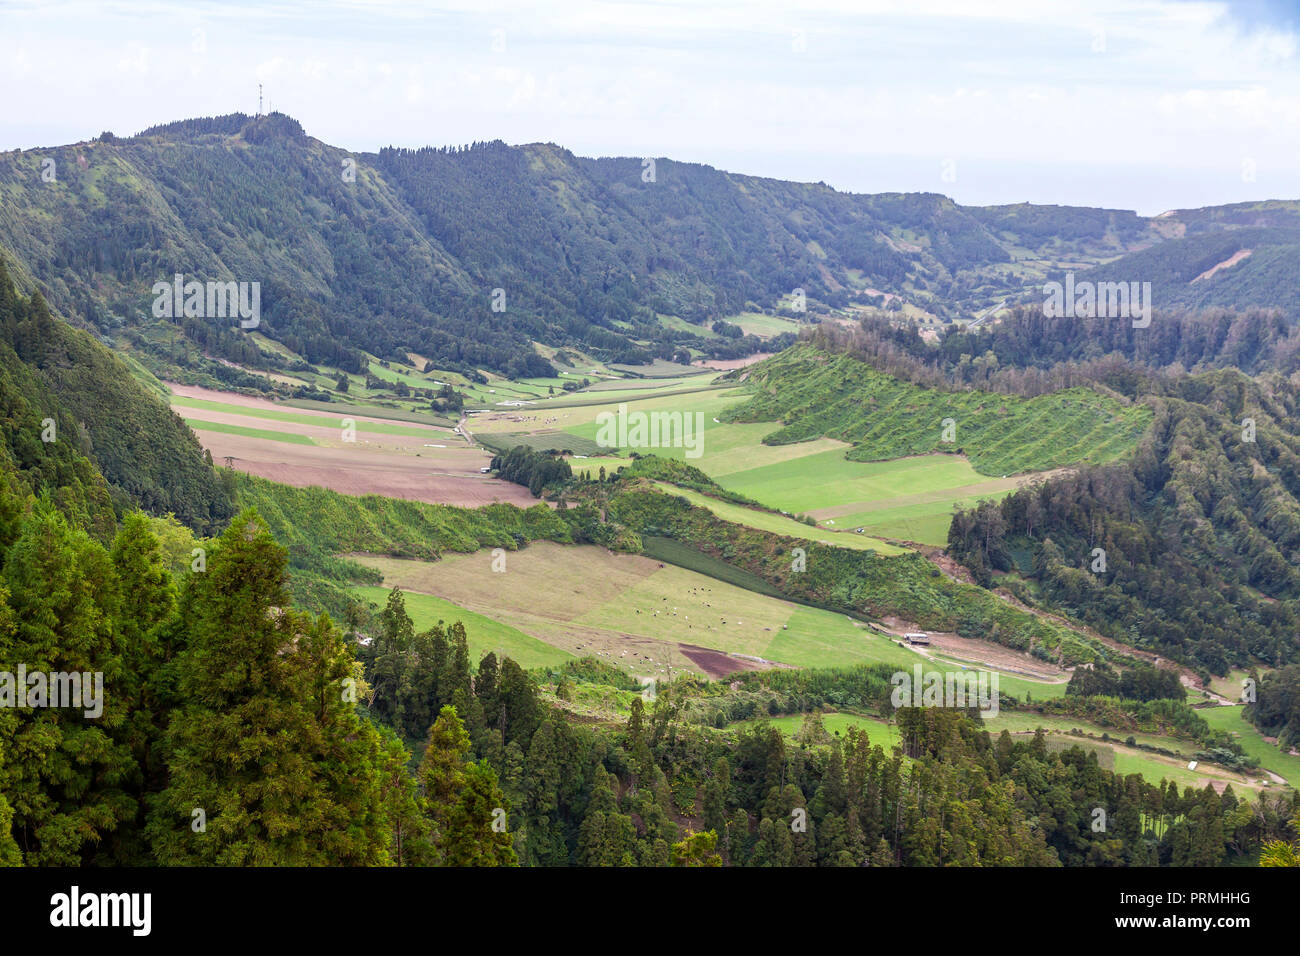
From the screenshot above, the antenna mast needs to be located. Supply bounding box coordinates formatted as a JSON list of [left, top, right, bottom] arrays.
[[258, 83, 263, 117]]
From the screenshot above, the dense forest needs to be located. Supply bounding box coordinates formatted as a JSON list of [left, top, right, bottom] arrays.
[[2, 489, 1295, 867], [938, 366, 1300, 673], [0, 259, 233, 533], [716, 325, 1300, 676]]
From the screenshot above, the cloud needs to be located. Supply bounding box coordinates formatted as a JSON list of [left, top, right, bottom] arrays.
[[1, 0, 1297, 212]]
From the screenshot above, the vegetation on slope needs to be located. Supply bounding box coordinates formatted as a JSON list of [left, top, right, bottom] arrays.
[[0, 259, 233, 534], [724, 343, 1151, 475], [949, 367, 1300, 673]]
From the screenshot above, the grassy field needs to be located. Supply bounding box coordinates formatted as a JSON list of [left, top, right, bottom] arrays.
[[353, 544, 963, 676], [174, 395, 453, 438], [475, 430, 608, 456], [1199, 704, 1300, 786], [653, 483, 908, 554], [733, 712, 904, 751], [714, 450, 1045, 545], [282, 398, 454, 428], [740, 709, 1264, 790], [352, 586, 572, 669], [488, 385, 1060, 547], [183, 417, 316, 445], [1207, 669, 1254, 702], [724, 312, 804, 338], [921, 657, 1068, 702]]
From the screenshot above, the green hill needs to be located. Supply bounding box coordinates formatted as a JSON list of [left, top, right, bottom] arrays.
[[723, 343, 1152, 475], [949, 366, 1300, 672]]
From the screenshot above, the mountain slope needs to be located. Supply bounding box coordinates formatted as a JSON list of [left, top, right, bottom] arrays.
[[0, 258, 233, 533], [9, 112, 1297, 388], [949, 366, 1300, 673]]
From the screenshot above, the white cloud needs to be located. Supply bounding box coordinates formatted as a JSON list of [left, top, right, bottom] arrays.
[[1, 0, 1297, 211]]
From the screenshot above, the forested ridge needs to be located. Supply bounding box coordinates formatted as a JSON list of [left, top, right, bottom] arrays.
[[938, 360, 1300, 673], [0, 259, 233, 534], [705, 322, 1300, 676], [6, 112, 1300, 386]]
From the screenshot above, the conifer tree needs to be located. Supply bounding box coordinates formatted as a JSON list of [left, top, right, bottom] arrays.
[[0, 501, 134, 865], [149, 510, 389, 865]]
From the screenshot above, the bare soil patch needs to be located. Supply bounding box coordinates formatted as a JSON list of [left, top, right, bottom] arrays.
[[678, 644, 770, 679], [693, 354, 772, 370], [1192, 248, 1252, 282], [192, 430, 536, 508], [877, 615, 1068, 682]]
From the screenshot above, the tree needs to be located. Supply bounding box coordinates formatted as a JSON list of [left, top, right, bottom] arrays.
[[0, 500, 135, 865], [149, 510, 390, 865], [1259, 811, 1300, 867], [670, 829, 722, 867], [443, 762, 517, 867]]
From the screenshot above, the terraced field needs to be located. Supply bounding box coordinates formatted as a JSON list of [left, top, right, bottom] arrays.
[[731, 345, 1154, 476]]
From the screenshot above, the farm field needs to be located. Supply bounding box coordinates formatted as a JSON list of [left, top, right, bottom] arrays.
[[351, 586, 572, 669], [491, 384, 1060, 547], [1198, 704, 1300, 787], [350, 544, 949, 678], [170, 383, 535, 508], [653, 484, 907, 554], [173, 394, 456, 438], [724, 311, 804, 338], [715, 450, 1064, 546]]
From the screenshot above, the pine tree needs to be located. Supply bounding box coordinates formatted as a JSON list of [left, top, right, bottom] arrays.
[[149, 510, 389, 865], [0, 501, 135, 865], [106, 513, 177, 863], [376, 725, 430, 866], [670, 829, 722, 866], [443, 762, 517, 867]]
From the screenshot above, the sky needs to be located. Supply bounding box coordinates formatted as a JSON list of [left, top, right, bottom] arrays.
[[2, 0, 1299, 214]]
